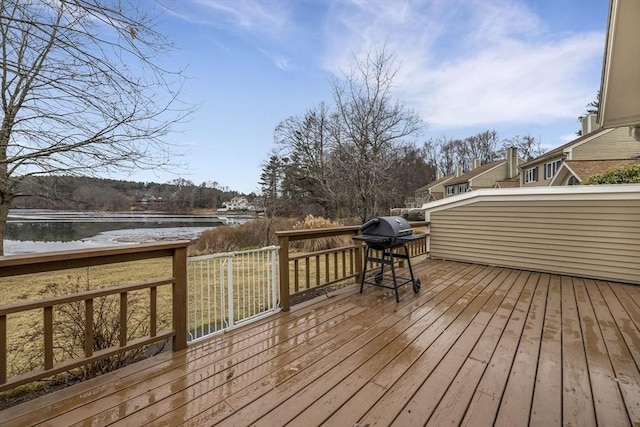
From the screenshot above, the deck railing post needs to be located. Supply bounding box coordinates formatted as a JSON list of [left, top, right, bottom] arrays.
[[44, 306, 53, 370], [271, 247, 279, 311], [278, 235, 290, 311], [0, 315, 5, 384], [354, 231, 363, 284], [172, 246, 188, 351]]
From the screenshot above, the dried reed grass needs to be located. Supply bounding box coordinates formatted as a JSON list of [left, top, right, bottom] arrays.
[[291, 215, 352, 252]]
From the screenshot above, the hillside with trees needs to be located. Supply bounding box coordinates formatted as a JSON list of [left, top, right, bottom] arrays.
[[13, 176, 248, 213]]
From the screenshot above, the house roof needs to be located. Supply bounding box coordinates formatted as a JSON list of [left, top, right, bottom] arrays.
[[495, 177, 521, 188], [446, 160, 505, 186], [414, 174, 455, 193], [518, 128, 615, 168], [553, 158, 640, 184]]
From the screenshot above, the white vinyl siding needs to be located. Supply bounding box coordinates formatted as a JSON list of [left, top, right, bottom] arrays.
[[424, 186, 640, 284]]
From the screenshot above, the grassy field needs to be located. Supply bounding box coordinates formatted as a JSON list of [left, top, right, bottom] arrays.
[[1, 258, 175, 379], [0, 258, 173, 305]]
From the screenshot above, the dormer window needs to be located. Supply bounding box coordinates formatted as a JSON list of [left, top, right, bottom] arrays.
[[458, 183, 468, 193], [445, 186, 454, 196], [524, 167, 538, 183], [544, 159, 563, 180]]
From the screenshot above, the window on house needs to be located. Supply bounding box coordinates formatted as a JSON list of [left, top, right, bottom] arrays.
[[568, 176, 580, 185], [445, 186, 454, 196], [544, 159, 563, 180], [458, 183, 468, 193], [524, 167, 538, 183]]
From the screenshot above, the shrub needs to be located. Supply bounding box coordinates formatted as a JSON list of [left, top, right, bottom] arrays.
[[291, 215, 352, 252], [189, 215, 357, 255], [3, 275, 166, 407], [581, 164, 640, 185], [189, 217, 298, 255]]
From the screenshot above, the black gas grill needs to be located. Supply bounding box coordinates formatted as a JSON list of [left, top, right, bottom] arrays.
[[352, 216, 423, 302]]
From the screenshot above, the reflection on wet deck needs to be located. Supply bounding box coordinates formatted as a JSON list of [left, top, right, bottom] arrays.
[[2, 259, 639, 426]]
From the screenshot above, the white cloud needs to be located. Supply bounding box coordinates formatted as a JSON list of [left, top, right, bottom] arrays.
[[191, 0, 292, 37], [258, 48, 292, 71], [321, 0, 604, 128], [412, 33, 603, 127]]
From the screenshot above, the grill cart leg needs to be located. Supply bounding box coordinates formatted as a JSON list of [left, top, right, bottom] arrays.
[[377, 249, 386, 283], [403, 245, 421, 293], [389, 249, 400, 303], [360, 246, 371, 294]]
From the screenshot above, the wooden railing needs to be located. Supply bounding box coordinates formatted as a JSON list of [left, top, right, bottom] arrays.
[[276, 222, 429, 311], [0, 222, 430, 392], [0, 241, 189, 393]]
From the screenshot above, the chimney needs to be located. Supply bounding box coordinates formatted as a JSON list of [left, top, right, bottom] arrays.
[[506, 147, 518, 179], [581, 113, 598, 135], [473, 159, 481, 169], [455, 166, 463, 177], [436, 170, 443, 180]]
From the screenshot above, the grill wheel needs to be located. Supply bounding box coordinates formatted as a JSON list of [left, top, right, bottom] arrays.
[[413, 279, 421, 293], [374, 271, 383, 284]]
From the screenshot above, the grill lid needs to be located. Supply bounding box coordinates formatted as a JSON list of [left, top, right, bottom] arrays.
[[360, 216, 413, 237]]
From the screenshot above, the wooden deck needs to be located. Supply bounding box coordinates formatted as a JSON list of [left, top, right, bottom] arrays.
[[1, 259, 639, 426]]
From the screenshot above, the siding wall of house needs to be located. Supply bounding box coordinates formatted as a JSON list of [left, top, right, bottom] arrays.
[[423, 185, 640, 284], [430, 181, 448, 194], [521, 128, 640, 187], [572, 127, 640, 160], [470, 164, 507, 188]]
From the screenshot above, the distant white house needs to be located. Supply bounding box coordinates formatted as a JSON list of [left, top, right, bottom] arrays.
[[218, 196, 255, 212]]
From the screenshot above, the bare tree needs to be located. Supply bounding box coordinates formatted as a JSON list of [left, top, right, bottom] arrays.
[[503, 135, 545, 161], [331, 47, 424, 221], [465, 130, 500, 165], [0, 0, 189, 254], [391, 144, 435, 202], [423, 130, 501, 179], [424, 136, 456, 176]]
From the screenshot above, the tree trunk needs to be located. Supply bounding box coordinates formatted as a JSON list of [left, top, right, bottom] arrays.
[[0, 198, 10, 256]]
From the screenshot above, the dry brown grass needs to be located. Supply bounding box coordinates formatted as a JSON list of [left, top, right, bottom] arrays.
[[189, 217, 298, 255], [290, 215, 352, 252], [1, 258, 174, 380], [0, 258, 172, 306]]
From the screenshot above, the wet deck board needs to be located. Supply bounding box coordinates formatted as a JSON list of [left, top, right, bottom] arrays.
[[1, 259, 639, 426]]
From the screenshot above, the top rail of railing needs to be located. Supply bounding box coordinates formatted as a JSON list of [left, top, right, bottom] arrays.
[[275, 221, 429, 311], [274, 222, 428, 240], [0, 241, 190, 277]]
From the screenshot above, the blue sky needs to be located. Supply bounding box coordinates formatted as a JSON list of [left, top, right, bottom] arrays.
[[135, 0, 609, 194]]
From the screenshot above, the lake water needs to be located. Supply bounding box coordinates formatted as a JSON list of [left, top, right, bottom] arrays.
[[4, 209, 250, 255]]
